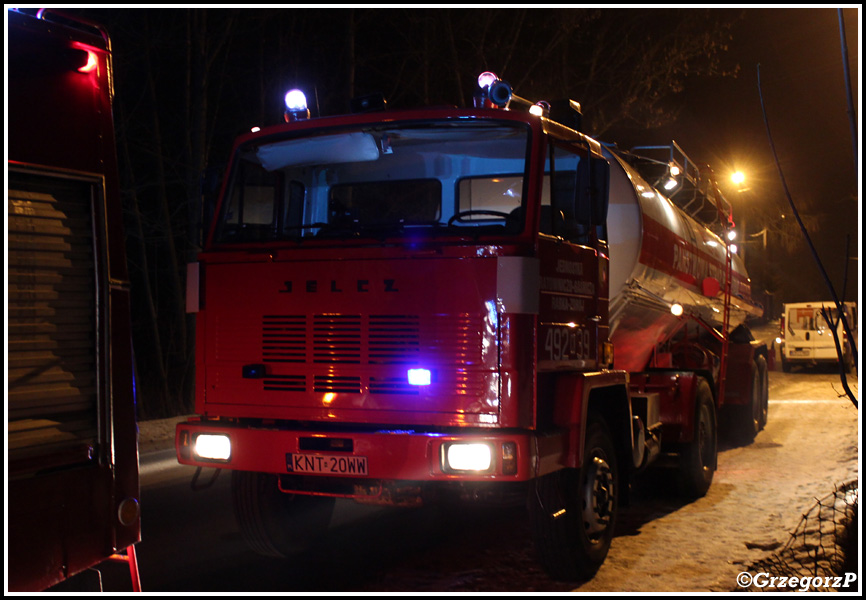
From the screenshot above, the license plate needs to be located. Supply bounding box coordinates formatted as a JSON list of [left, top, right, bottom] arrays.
[[789, 349, 810, 357], [286, 453, 368, 476]]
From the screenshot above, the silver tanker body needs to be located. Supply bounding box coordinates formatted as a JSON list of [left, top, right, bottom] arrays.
[[603, 146, 764, 372]]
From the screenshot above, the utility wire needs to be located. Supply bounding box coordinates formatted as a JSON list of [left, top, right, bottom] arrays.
[[757, 64, 857, 408]]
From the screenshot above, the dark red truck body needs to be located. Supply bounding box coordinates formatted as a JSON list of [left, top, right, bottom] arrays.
[[7, 9, 140, 591]]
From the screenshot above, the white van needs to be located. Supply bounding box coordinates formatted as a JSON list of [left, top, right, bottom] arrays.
[[779, 302, 857, 373]]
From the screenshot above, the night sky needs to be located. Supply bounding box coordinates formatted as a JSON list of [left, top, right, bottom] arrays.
[[11, 6, 860, 311], [626, 7, 860, 309]]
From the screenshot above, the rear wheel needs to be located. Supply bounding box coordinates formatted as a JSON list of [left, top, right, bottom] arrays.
[[756, 355, 769, 430], [231, 470, 335, 558], [734, 359, 763, 442], [529, 417, 618, 581], [678, 378, 717, 498]]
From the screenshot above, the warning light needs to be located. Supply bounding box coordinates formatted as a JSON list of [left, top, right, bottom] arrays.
[[477, 71, 498, 90], [78, 50, 98, 73], [284, 89, 310, 122], [407, 368, 432, 386]]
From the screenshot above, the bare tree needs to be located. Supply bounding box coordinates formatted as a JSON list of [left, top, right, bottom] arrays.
[[80, 7, 745, 418]]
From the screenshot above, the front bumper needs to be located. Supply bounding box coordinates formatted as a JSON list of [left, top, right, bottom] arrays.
[[176, 420, 548, 484]]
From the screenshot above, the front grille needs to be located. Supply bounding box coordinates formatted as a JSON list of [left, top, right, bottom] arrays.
[[260, 313, 485, 396]]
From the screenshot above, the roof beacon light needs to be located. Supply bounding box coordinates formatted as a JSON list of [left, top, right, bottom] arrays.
[[530, 101, 550, 117], [474, 70, 546, 114], [477, 71, 498, 90], [474, 71, 500, 108], [284, 89, 310, 122]]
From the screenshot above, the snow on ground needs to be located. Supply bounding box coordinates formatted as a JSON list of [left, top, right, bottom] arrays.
[[574, 367, 859, 593], [136, 322, 860, 593]]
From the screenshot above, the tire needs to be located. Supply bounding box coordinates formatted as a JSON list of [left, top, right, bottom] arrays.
[[734, 360, 763, 443], [529, 417, 618, 581], [678, 378, 717, 499], [231, 470, 335, 558], [756, 355, 769, 430]]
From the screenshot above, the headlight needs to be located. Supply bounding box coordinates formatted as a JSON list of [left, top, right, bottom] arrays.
[[443, 442, 493, 473], [193, 433, 232, 462]]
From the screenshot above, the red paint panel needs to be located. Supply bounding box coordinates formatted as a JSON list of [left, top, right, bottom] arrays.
[[638, 213, 751, 298], [198, 255, 502, 425], [536, 239, 606, 371]]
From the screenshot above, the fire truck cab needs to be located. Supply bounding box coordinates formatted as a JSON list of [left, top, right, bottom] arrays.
[[178, 73, 766, 581]]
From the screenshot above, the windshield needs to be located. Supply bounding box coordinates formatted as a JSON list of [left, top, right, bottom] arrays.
[[213, 120, 532, 244]]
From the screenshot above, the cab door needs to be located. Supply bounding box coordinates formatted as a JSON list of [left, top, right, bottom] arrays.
[[536, 140, 610, 373]]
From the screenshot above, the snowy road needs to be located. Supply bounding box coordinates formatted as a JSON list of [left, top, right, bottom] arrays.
[[122, 368, 859, 593], [574, 369, 859, 593]]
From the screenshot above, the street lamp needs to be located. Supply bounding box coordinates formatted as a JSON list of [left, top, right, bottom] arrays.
[[729, 168, 772, 318], [731, 170, 751, 193]]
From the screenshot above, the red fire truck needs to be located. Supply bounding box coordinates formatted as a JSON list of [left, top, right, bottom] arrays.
[[7, 8, 140, 591], [177, 73, 768, 580]]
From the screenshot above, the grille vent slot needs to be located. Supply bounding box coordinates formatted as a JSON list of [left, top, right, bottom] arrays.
[[262, 315, 306, 363], [369, 315, 420, 364], [313, 315, 361, 364], [263, 374, 306, 392], [369, 377, 419, 396], [314, 375, 362, 393]]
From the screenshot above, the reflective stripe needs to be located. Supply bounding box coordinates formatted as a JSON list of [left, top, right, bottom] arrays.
[[497, 256, 540, 314]]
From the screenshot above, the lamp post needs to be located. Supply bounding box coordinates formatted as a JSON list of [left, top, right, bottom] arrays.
[[730, 171, 749, 261], [730, 170, 772, 319]]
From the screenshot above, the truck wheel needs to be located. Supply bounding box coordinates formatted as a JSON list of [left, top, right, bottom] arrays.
[[734, 360, 763, 442], [678, 379, 716, 499], [756, 355, 769, 430], [231, 470, 335, 558], [528, 417, 617, 581]]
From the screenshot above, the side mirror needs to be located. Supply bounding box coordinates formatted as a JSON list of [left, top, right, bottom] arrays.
[[589, 156, 610, 226], [573, 156, 610, 245]]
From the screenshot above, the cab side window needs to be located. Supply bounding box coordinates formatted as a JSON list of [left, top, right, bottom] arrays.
[[541, 142, 609, 246]]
